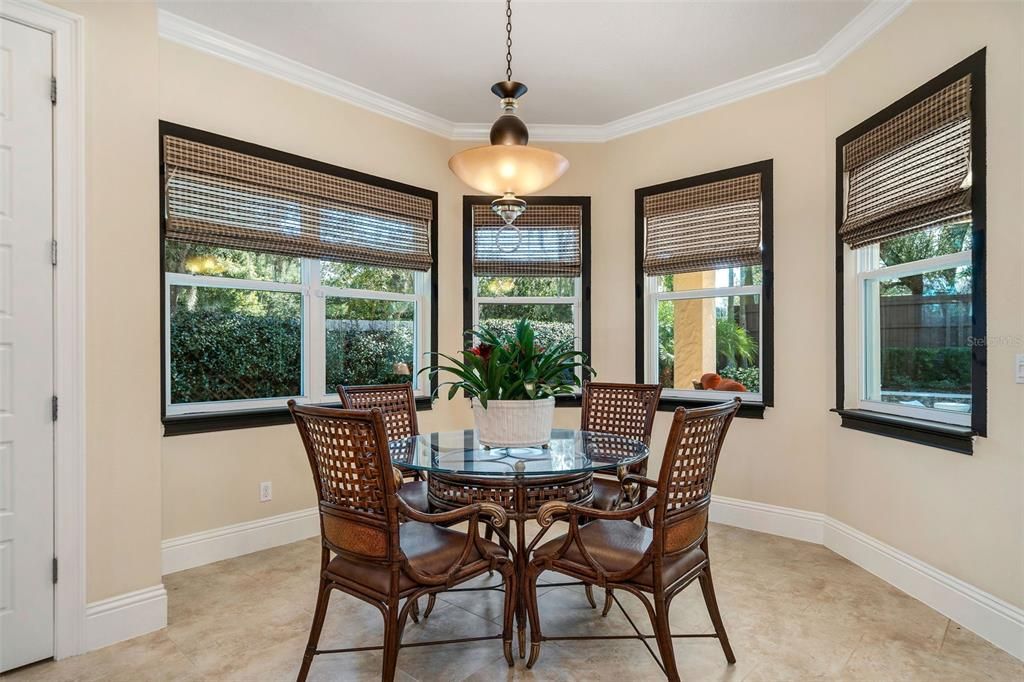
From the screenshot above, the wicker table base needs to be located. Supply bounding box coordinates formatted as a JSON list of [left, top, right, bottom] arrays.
[[427, 471, 595, 657]]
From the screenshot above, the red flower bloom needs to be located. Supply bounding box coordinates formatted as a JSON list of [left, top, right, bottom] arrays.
[[470, 343, 494, 361]]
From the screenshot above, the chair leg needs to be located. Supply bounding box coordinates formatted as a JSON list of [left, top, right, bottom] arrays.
[[422, 593, 437, 619], [381, 603, 401, 682], [524, 566, 543, 669], [601, 587, 614, 617], [297, 580, 331, 682], [584, 583, 597, 609], [653, 597, 681, 682], [409, 597, 420, 624], [501, 564, 517, 667], [699, 565, 736, 664]]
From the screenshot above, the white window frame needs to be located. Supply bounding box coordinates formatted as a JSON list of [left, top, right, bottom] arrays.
[[472, 275, 584, 385], [854, 243, 972, 426], [472, 276, 581, 350], [164, 256, 431, 416], [643, 276, 763, 403]]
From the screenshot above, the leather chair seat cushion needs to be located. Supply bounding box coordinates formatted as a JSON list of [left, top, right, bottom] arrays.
[[590, 477, 624, 511], [326, 521, 504, 594], [397, 479, 429, 513], [533, 519, 706, 587], [589, 477, 654, 512]]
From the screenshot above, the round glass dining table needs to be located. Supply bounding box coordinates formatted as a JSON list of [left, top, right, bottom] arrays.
[[388, 428, 650, 657]]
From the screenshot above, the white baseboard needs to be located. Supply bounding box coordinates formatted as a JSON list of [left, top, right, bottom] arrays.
[[711, 495, 825, 544], [84, 585, 167, 652], [157, 498, 1023, 662], [711, 494, 1023, 662], [161, 507, 319, 575], [823, 517, 1024, 662]]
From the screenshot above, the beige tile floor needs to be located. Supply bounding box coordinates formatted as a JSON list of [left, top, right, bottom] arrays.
[[7, 523, 1021, 681]]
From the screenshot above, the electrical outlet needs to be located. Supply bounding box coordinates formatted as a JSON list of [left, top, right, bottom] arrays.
[[1016, 354, 1024, 384], [259, 481, 272, 502]]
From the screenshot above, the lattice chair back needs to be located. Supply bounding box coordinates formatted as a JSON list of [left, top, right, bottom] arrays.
[[580, 381, 662, 476], [338, 383, 419, 441], [289, 402, 400, 562], [652, 398, 740, 555]]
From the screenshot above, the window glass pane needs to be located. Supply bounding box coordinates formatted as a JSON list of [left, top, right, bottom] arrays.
[[478, 303, 576, 350], [321, 261, 415, 294], [477, 276, 575, 298], [169, 285, 302, 403], [875, 222, 972, 269], [164, 240, 300, 283], [657, 266, 761, 292], [867, 265, 972, 413], [326, 297, 415, 391], [656, 295, 760, 393]]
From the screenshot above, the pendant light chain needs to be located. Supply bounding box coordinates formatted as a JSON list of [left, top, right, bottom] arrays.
[[505, 0, 513, 82]]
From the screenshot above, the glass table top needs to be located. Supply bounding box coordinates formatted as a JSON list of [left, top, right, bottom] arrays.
[[388, 429, 649, 477]]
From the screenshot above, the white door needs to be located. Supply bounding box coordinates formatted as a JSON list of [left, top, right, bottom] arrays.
[[0, 17, 55, 672]]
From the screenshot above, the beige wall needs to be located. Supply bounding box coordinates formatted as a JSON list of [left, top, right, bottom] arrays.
[[58, 0, 1020, 612], [825, 1, 1024, 608], [47, 0, 164, 602], [157, 40, 466, 538]]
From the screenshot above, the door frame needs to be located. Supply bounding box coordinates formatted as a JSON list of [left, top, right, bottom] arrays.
[[1, 0, 86, 661]]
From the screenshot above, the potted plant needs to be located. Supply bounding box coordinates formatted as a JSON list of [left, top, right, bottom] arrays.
[[423, 320, 593, 448]]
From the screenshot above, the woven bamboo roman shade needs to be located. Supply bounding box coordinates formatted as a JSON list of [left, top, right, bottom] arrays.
[[839, 76, 972, 248], [163, 136, 434, 271], [642, 173, 762, 276], [472, 203, 582, 277]]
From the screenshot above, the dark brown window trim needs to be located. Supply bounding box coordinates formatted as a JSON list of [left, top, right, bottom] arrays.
[[164, 397, 434, 437], [658, 396, 765, 419], [633, 160, 774, 420], [159, 121, 439, 436], [833, 49, 987, 452], [461, 195, 593, 408], [833, 409, 974, 455]]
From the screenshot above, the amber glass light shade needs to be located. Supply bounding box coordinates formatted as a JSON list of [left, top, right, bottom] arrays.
[[448, 144, 569, 197]]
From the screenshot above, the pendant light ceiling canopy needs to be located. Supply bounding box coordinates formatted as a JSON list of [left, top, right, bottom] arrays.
[[448, 0, 569, 225]]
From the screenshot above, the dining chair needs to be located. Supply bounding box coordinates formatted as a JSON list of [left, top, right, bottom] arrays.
[[580, 381, 662, 512], [338, 384, 430, 515], [289, 402, 516, 682], [523, 398, 741, 681]]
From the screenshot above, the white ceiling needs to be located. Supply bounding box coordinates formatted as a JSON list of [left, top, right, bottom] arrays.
[[158, 1, 874, 128]]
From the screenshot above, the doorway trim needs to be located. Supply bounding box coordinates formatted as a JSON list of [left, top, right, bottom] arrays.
[[1, 0, 86, 660]]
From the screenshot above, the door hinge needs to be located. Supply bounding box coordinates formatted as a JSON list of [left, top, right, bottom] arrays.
[[53, 557, 58, 584], [52, 395, 58, 421], [51, 239, 58, 266], [50, 77, 57, 105]]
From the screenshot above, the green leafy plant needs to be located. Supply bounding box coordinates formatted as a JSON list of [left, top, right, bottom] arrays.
[[716, 318, 757, 367], [423, 319, 594, 407]]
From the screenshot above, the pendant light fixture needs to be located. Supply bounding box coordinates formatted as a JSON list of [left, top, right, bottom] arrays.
[[448, 0, 569, 226]]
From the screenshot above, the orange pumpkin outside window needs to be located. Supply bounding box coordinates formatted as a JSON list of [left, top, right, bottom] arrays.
[[699, 373, 747, 392]]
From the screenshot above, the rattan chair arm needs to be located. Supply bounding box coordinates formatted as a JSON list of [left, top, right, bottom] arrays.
[[620, 474, 658, 489], [396, 496, 508, 528], [391, 466, 404, 490], [536, 493, 658, 528]]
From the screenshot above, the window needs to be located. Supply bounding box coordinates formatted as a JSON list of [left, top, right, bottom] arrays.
[[462, 196, 590, 400], [835, 50, 985, 452], [161, 123, 437, 433], [635, 161, 774, 416]]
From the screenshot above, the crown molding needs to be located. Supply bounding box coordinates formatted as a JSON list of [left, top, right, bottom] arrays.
[[158, 0, 909, 144], [157, 11, 457, 138]]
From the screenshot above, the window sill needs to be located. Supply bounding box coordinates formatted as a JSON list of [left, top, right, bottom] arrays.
[[657, 396, 766, 419], [832, 408, 974, 455], [163, 396, 433, 437], [555, 393, 583, 408]]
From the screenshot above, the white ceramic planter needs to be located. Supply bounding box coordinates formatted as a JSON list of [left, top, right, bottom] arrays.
[[471, 397, 555, 448]]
